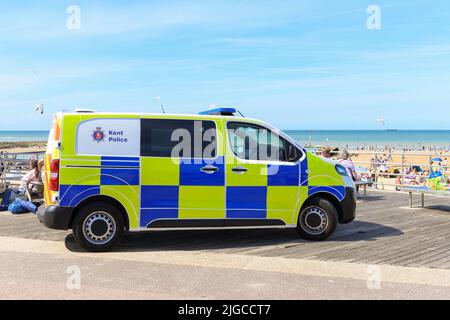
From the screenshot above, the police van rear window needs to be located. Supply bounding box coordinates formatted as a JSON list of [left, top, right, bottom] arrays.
[[141, 119, 217, 159]]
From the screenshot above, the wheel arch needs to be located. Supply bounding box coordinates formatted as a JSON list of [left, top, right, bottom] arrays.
[[300, 192, 345, 224], [69, 195, 130, 230]]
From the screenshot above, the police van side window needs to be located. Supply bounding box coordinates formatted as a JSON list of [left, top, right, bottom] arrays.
[[227, 122, 294, 162], [141, 119, 217, 158]]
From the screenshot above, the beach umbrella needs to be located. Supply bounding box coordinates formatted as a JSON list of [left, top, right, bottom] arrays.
[[432, 157, 443, 162]]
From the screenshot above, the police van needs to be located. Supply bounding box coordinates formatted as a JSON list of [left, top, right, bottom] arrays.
[[38, 108, 356, 251]]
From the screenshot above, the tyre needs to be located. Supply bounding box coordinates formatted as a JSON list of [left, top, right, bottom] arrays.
[[72, 201, 124, 252], [296, 197, 338, 241]]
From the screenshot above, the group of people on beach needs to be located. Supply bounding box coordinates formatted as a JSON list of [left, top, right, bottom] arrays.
[[319, 145, 450, 191]]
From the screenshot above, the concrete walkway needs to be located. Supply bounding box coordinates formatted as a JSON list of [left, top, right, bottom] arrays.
[[0, 190, 450, 299]]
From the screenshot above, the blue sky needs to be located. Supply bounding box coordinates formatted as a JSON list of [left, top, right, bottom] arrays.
[[1, 0, 449, 130]]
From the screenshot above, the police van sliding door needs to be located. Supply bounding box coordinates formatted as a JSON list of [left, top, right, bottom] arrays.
[[225, 122, 301, 225], [140, 118, 225, 228]]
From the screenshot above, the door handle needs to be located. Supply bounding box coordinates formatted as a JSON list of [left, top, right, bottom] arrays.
[[200, 165, 219, 174], [232, 166, 248, 174]]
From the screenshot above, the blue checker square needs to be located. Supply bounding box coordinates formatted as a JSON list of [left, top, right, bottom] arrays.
[[101, 156, 140, 162], [140, 185, 179, 227], [60, 185, 100, 208], [140, 209, 178, 227], [226, 186, 267, 219], [101, 161, 140, 167], [101, 168, 140, 186], [267, 164, 300, 186], [179, 158, 225, 186], [141, 186, 179, 208], [300, 158, 308, 186]]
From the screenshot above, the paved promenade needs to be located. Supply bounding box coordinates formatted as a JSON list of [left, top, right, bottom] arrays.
[[1, 190, 449, 299]]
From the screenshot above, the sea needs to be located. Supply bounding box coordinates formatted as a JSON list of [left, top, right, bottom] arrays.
[[1, 130, 450, 150], [284, 130, 450, 150], [0, 131, 49, 142]]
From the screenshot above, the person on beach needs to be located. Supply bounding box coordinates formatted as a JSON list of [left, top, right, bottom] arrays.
[[338, 151, 358, 181], [321, 147, 332, 158]]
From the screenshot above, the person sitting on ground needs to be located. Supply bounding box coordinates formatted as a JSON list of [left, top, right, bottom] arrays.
[[18, 159, 41, 196], [321, 147, 332, 159], [338, 151, 358, 181], [2, 159, 42, 207]]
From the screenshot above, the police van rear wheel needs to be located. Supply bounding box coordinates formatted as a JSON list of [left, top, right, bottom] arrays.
[[73, 202, 124, 252], [296, 197, 337, 241]]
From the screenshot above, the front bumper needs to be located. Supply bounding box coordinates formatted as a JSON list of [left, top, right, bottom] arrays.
[[37, 205, 73, 230], [340, 187, 357, 224]]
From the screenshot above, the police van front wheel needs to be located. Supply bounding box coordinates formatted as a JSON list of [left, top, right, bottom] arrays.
[[296, 197, 338, 241], [72, 202, 124, 252]]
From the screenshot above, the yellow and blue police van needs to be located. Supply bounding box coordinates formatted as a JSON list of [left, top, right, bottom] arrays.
[[38, 108, 356, 251]]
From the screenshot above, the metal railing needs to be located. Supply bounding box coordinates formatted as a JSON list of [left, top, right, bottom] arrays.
[[0, 152, 45, 189], [313, 149, 450, 189], [2, 149, 449, 192]]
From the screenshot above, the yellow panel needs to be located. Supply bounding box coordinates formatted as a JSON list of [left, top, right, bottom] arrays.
[[225, 162, 267, 186], [141, 114, 219, 121], [307, 153, 344, 186], [299, 185, 309, 204], [290, 186, 310, 224], [59, 167, 101, 186], [80, 113, 141, 120], [100, 185, 140, 229], [179, 186, 225, 219], [267, 186, 299, 224], [141, 157, 180, 185], [213, 119, 225, 157], [61, 114, 82, 156], [61, 156, 101, 167]]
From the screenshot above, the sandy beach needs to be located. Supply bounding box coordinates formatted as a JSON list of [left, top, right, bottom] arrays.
[[0, 142, 46, 154], [350, 151, 450, 168]]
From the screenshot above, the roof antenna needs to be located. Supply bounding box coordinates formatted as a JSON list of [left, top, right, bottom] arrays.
[[156, 96, 165, 114], [237, 108, 245, 118]]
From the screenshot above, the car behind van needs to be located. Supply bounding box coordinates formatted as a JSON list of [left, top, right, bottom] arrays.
[[38, 108, 356, 251]]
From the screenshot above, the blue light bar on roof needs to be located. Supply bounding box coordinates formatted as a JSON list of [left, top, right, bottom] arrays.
[[198, 107, 237, 116]]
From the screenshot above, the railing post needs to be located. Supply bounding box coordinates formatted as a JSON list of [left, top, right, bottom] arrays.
[[374, 152, 378, 190], [429, 155, 432, 177], [401, 150, 405, 186]]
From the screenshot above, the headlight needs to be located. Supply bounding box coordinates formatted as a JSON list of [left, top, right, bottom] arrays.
[[335, 164, 348, 176]]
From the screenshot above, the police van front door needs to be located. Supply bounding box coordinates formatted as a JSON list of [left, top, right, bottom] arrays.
[[225, 121, 301, 225]]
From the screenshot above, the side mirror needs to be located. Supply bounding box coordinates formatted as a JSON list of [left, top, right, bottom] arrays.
[[288, 144, 298, 162]]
